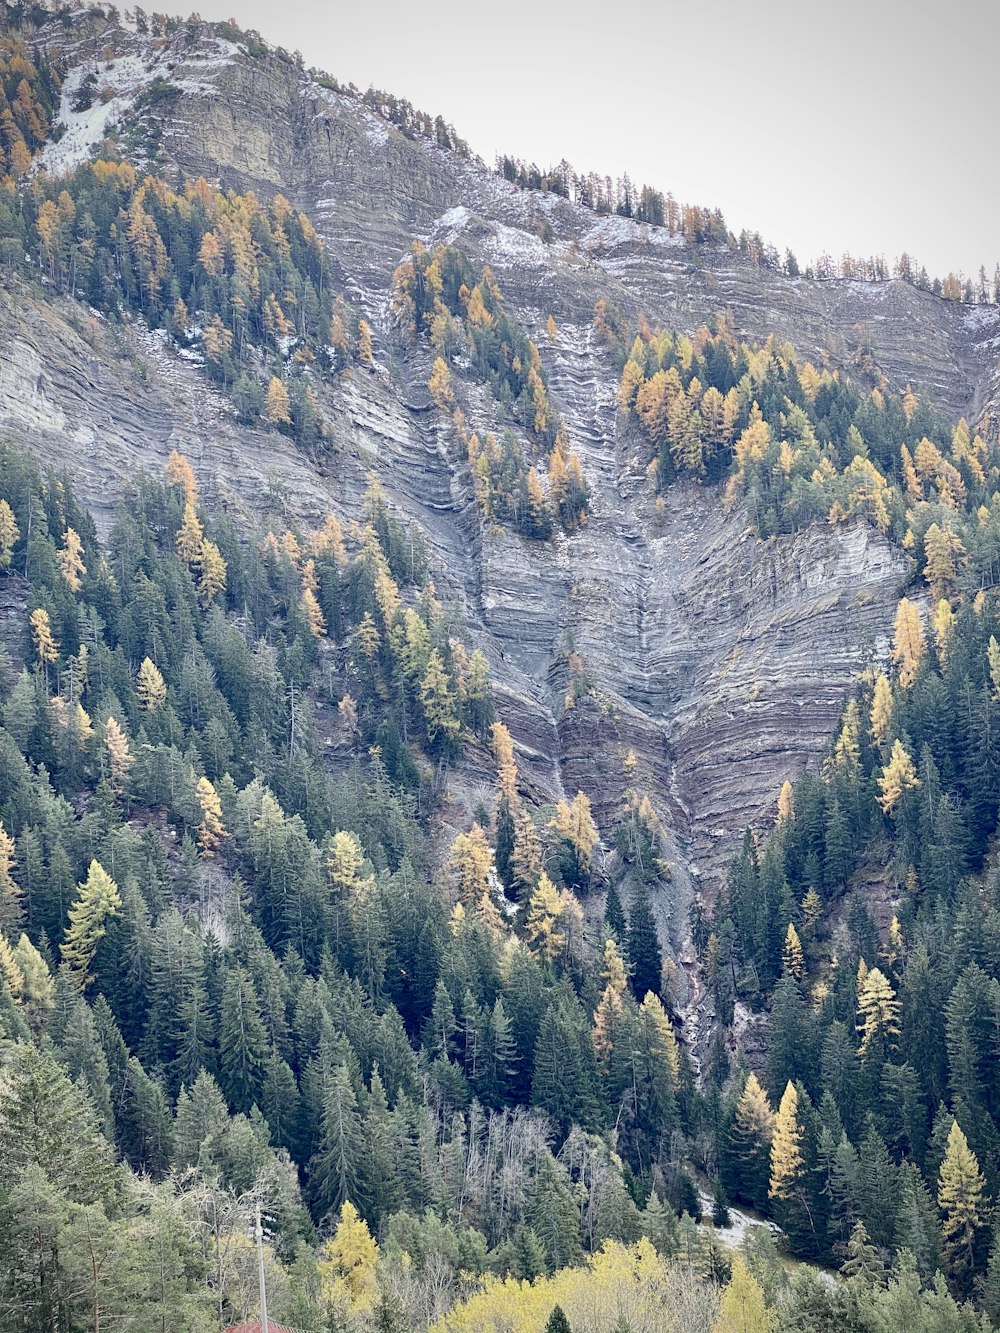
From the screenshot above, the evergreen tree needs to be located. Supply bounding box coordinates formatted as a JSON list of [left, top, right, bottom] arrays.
[[217, 965, 269, 1114], [310, 1061, 364, 1222], [0, 1041, 115, 1204], [626, 882, 662, 999]]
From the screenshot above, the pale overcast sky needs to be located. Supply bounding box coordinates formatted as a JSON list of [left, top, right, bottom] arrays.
[[193, 0, 997, 281]]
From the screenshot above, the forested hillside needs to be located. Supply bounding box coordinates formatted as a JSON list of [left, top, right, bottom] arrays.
[[2, 3, 1000, 1331], [0, 444, 689, 1332]]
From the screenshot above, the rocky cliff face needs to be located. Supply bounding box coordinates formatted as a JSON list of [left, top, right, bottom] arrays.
[[4, 8, 999, 977]]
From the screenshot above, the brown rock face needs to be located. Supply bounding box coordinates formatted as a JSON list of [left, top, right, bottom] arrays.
[[5, 13, 999, 973]]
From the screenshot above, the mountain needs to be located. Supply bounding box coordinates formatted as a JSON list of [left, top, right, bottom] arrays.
[[2, 4, 1000, 1329], [5, 4, 996, 932]]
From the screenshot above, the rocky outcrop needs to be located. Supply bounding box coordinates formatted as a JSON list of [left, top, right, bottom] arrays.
[[4, 10, 999, 971]]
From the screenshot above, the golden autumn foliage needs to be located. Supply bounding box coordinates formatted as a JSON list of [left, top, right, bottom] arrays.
[[0, 927, 23, 999], [136, 657, 167, 711], [891, 598, 924, 688], [736, 1072, 775, 1147], [781, 923, 804, 980], [923, 522, 966, 601], [769, 1081, 804, 1200], [592, 937, 629, 1059], [61, 860, 122, 988], [525, 873, 566, 963], [176, 502, 205, 567], [448, 824, 495, 909], [0, 498, 18, 569], [29, 607, 58, 667], [869, 672, 893, 746], [428, 356, 454, 409], [195, 776, 226, 856], [356, 318, 373, 366], [265, 375, 292, 425], [432, 1238, 714, 1333], [0, 819, 22, 934], [197, 539, 227, 608], [165, 448, 198, 505], [856, 966, 900, 1056], [548, 791, 599, 881], [302, 586, 326, 639], [713, 1255, 777, 1333], [877, 738, 919, 814], [317, 1201, 379, 1315], [938, 1120, 987, 1277], [103, 715, 134, 790], [988, 635, 1000, 699]]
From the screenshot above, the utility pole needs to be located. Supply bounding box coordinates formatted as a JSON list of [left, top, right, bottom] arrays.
[[254, 1202, 269, 1333]]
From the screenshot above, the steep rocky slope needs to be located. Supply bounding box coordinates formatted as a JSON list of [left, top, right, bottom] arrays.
[[3, 5, 998, 976]]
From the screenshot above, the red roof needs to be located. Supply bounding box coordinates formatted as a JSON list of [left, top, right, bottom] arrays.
[[225, 1323, 293, 1333]]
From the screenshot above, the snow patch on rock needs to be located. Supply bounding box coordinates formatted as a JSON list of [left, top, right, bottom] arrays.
[[582, 213, 685, 252], [484, 221, 548, 267], [39, 39, 237, 176]]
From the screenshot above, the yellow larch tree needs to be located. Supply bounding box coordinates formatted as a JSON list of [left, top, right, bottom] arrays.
[[869, 672, 893, 747], [175, 502, 204, 568], [0, 927, 24, 1000], [776, 780, 794, 824], [329, 309, 350, 357], [525, 872, 565, 963], [428, 356, 454, 409], [938, 1120, 987, 1279], [420, 651, 461, 747], [492, 720, 519, 803], [61, 860, 122, 988], [891, 597, 924, 688], [165, 448, 199, 506], [525, 467, 549, 534], [265, 375, 292, 426], [511, 805, 544, 900], [769, 1081, 804, 1200], [356, 318, 373, 367], [878, 739, 919, 814], [548, 791, 599, 885], [545, 313, 558, 342], [195, 776, 226, 856], [736, 1073, 775, 1146], [713, 1254, 777, 1333], [0, 498, 18, 570], [831, 698, 862, 776], [527, 365, 550, 435], [0, 819, 22, 934], [317, 1201, 379, 1317], [618, 357, 645, 413], [326, 830, 371, 897], [136, 657, 167, 711], [989, 636, 1000, 699], [14, 933, 55, 1031], [592, 936, 629, 1060], [197, 539, 227, 608], [782, 923, 805, 980], [312, 512, 348, 565], [923, 522, 966, 602], [103, 715, 134, 791], [30, 607, 58, 671], [640, 989, 681, 1080], [448, 824, 495, 909], [856, 966, 900, 1059], [302, 586, 326, 639], [933, 598, 955, 663]]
